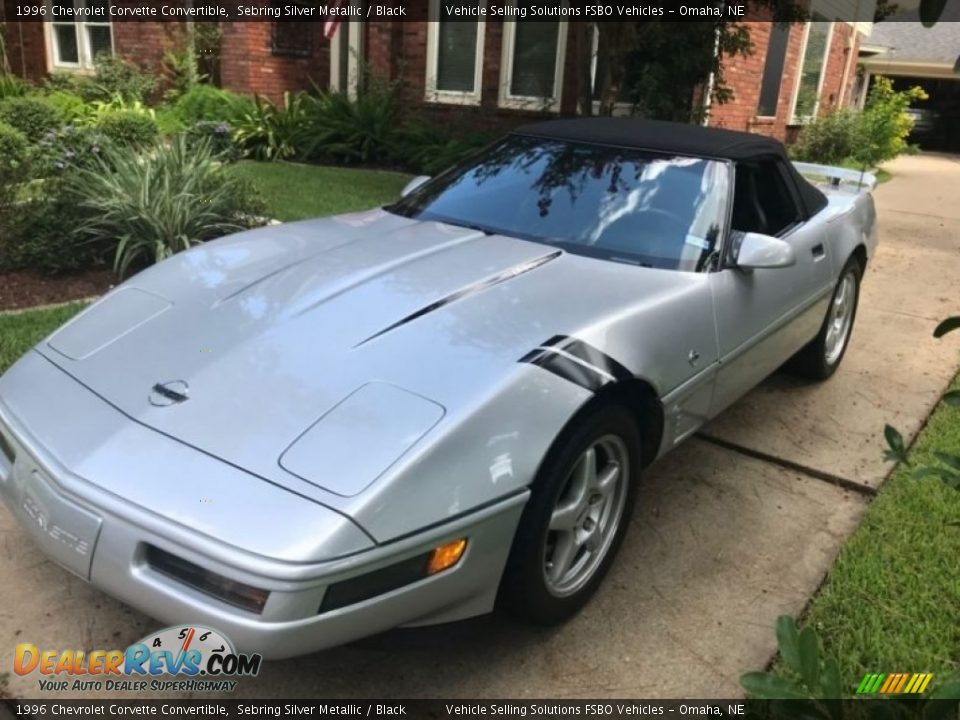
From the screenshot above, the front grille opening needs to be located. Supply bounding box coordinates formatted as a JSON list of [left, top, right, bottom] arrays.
[[319, 551, 433, 614], [145, 545, 269, 614]]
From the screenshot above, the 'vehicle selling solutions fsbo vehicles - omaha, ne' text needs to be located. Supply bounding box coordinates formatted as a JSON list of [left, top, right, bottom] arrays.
[[0, 118, 878, 657]]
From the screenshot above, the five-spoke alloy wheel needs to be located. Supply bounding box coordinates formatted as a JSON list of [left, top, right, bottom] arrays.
[[789, 256, 863, 381], [544, 436, 629, 598], [498, 401, 641, 624]]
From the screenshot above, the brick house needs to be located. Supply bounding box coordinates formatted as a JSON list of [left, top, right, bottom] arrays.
[[1, 2, 870, 143]]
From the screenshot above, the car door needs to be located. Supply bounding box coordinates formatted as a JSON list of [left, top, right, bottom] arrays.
[[708, 157, 834, 416]]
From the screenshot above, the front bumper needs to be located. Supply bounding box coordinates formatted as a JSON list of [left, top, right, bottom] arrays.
[[0, 354, 526, 658]]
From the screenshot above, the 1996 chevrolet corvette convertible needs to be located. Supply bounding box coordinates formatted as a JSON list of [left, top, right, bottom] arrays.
[[0, 119, 877, 657]]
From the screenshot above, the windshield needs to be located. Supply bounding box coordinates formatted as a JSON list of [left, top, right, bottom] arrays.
[[388, 135, 730, 272]]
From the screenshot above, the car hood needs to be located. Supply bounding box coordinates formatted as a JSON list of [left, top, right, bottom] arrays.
[[36, 209, 693, 510]]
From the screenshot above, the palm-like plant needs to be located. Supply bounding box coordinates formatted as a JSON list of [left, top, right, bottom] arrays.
[[232, 92, 310, 161], [67, 136, 264, 277]]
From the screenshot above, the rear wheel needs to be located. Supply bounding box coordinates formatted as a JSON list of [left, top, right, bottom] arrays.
[[788, 258, 862, 380], [497, 402, 641, 624]]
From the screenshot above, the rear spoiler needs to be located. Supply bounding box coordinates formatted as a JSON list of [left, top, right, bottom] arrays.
[[792, 162, 877, 193]]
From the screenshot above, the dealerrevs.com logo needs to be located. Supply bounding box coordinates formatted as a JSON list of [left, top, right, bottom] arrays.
[[14, 625, 262, 693]]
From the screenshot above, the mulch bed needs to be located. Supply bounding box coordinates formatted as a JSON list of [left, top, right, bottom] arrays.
[[0, 268, 117, 312]]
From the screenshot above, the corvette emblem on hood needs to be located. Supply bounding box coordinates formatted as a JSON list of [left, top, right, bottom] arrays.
[[149, 380, 190, 407]]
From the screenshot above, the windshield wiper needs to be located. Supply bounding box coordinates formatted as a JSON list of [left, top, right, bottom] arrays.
[[443, 220, 495, 236]]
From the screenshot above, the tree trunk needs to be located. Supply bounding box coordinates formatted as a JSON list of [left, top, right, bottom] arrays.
[[596, 24, 631, 116], [574, 22, 594, 116]]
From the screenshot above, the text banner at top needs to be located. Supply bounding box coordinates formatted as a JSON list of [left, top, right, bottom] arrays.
[[6, 0, 902, 23]]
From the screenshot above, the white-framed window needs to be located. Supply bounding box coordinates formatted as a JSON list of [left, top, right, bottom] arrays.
[[425, 0, 485, 105], [790, 16, 834, 123], [329, 11, 364, 99], [48, 0, 113, 70], [498, 6, 567, 111]]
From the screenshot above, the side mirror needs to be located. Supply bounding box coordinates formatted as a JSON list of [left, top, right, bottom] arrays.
[[735, 232, 797, 270], [400, 175, 431, 198]]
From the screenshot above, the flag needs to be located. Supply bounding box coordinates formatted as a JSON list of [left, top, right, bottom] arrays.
[[324, 0, 346, 39]]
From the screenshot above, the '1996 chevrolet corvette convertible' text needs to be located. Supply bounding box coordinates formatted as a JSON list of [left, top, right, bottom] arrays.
[[0, 119, 877, 657]]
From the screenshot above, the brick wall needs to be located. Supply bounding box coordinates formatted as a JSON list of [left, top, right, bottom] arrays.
[[0, 17, 181, 85], [710, 20, 861, 142], [1, 11, 48, 80], [365, 13, 580, 134], [220, 21, 329, 103], [818, 21, 859, 113], [113, 21, 185, 81]]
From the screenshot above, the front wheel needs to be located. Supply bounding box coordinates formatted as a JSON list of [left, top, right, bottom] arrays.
[[788, 258, 862, 380], [497, 402, 641, 625]]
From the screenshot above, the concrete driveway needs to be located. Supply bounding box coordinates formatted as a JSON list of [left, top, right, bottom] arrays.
[[3, 153, 959, 700]]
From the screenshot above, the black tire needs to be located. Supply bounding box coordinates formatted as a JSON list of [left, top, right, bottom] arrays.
[[788, 257, 862, 381], [497, 401, 642, 625]]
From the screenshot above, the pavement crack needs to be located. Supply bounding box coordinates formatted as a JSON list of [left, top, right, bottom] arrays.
[[883, 208, 960, 221], [695, 433, 877, 498]]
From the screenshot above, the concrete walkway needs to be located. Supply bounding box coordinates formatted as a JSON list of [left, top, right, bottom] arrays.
[[3, 154, 959, 700]]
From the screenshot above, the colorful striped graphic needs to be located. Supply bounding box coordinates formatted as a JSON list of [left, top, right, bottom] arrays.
[[856, 672, 933, 695]]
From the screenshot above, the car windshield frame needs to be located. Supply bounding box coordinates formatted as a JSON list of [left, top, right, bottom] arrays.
[[386, 135, 733, 273]]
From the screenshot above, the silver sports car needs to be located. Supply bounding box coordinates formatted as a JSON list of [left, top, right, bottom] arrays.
[[0, 119, 877, 658]]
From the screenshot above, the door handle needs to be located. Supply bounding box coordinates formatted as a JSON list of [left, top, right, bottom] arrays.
[[811, 243, 826, 260]]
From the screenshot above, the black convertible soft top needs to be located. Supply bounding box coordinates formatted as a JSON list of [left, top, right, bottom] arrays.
[[512, 117, 828, 218]]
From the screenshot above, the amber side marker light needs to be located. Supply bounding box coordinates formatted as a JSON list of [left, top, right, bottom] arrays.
[[319, 538, 469, 614], [427, 538, 467, 575]]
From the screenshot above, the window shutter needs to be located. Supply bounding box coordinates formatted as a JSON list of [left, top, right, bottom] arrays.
[[437, 20, 479, 92], [757, 23, 790, 116]]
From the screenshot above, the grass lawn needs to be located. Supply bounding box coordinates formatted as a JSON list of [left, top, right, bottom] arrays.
[[801, 373, 960, 683], [228, 161, 412, 222], [0, 303, 88, 373]]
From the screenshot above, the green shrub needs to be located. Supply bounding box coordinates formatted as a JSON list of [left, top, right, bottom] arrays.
[[173, 83, 251, 125], [0, 121, 31, 270], [184, 120, 238, 161], [2, 124, 111, 274], [0, 120, 29, 173], [5, 187, 106, 274], [297, 74, 404, 164], [232, 92, 310, 161], [66, 137, 266, 277], [43, 90, 91, 123], [791, 108, 861, 165], [45, 71, 93, 98], [0, 96, 61, 140], [94, 109, 159, 148], [394, 118, 495, 174], [89, 55, 157, 102], [791, 76, 927, 171], [155, 106, 187, 136], [47, 56, 157, 103], [0, 73, 28, 100], [30, 124, 113, 177], [851, 76, 928, 169]]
